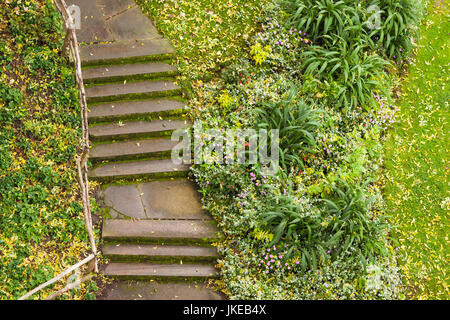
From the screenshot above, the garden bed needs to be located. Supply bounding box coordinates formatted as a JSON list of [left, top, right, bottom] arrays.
[[138, 0, 441, 299]]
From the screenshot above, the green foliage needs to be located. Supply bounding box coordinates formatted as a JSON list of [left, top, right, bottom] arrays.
[[368, 0, 420, 59], [259, 178, 389, 270], [255, 86, 321, 168], [301, 41, 389, 110], [260, 188, 326, 270], [0, 0, 96, 300], [261, 186, 322, 245], [5, 0, 63, 47], [283, 0, 420, 60], [281, 0, 419, 109], [137, 0, 266, 82], [321, 179, 389, 263], [283, 0, 359, 41]]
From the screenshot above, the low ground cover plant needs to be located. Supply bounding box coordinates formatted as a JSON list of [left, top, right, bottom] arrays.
[[0, 0, 99, 299]]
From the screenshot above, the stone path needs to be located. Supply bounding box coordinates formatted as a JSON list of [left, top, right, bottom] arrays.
[[70, 0, 224, 300]]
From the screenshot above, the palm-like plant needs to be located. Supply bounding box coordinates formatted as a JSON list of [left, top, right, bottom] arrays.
[[367, 0, 418, 59], [259, 183, 327, 270], [255, 87, 321, 169], [258, 178, 389, 270], [301, 40, 389, 110], [321, 179, 389, 264], [283, 0, 362, 41]]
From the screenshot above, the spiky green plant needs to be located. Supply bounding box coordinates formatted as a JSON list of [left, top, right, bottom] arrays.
[[301, 40, 389, 110], [321, 179, 389, 264], [283, 0, 360, 41], [367, 0, 419, 59], [259, 183, 327, 270], [255, 86, 321, 169]]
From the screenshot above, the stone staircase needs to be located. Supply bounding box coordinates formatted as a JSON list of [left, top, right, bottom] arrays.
[[80, 39, 223, 299]]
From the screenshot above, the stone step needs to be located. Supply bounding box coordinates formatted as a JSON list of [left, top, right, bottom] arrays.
[[88, 158, 190, 181], [89, 119, 189, 141], [80, 39, 176, 66], [88, 99, 185, 122], [102, 219, 221, 245], [86, 80, 181, 103], [103, 262, 219, 281], [90, 138, 178, 162], [97, 281, 225, 300], [83, 62, 178, 84], [101, 180, 212, 220], [103, 244, 218, 263]]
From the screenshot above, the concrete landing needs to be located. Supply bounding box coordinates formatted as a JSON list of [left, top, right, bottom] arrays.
[[100, 180, 211, 220], [69, 0, 160, 43]]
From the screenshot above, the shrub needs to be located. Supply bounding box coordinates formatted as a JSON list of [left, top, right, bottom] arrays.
[[367, 0, 420, 60], [258, 177, 389, 270], [321, 179, 389, 264], [254, 86, 321, 169], [259, 184, 327, 270], [283, 0, 420, 60], [283, 0, 360, 42], [301, 40, 389, 111]]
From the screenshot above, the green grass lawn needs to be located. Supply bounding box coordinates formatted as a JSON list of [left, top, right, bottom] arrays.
[[384, 0, 449, 299]]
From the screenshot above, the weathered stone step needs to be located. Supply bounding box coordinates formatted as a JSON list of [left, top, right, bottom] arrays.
[[102, 219, 221, 245], [89, 119, 189, 141], [97, 281, 225, 300], [88, 158, 190, 181], [103, 244, 218, 263], [103, 263, 218, 281], [83, 62, 178, 84], [86, 80, 181, 103], [88, 99, 185, 122], [80, 39, 176, 66], [101, 180, 212, 220], [90, 138, 178, 162]]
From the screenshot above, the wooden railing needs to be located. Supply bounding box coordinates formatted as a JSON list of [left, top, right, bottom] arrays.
[[18, 0, 98, 300]]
